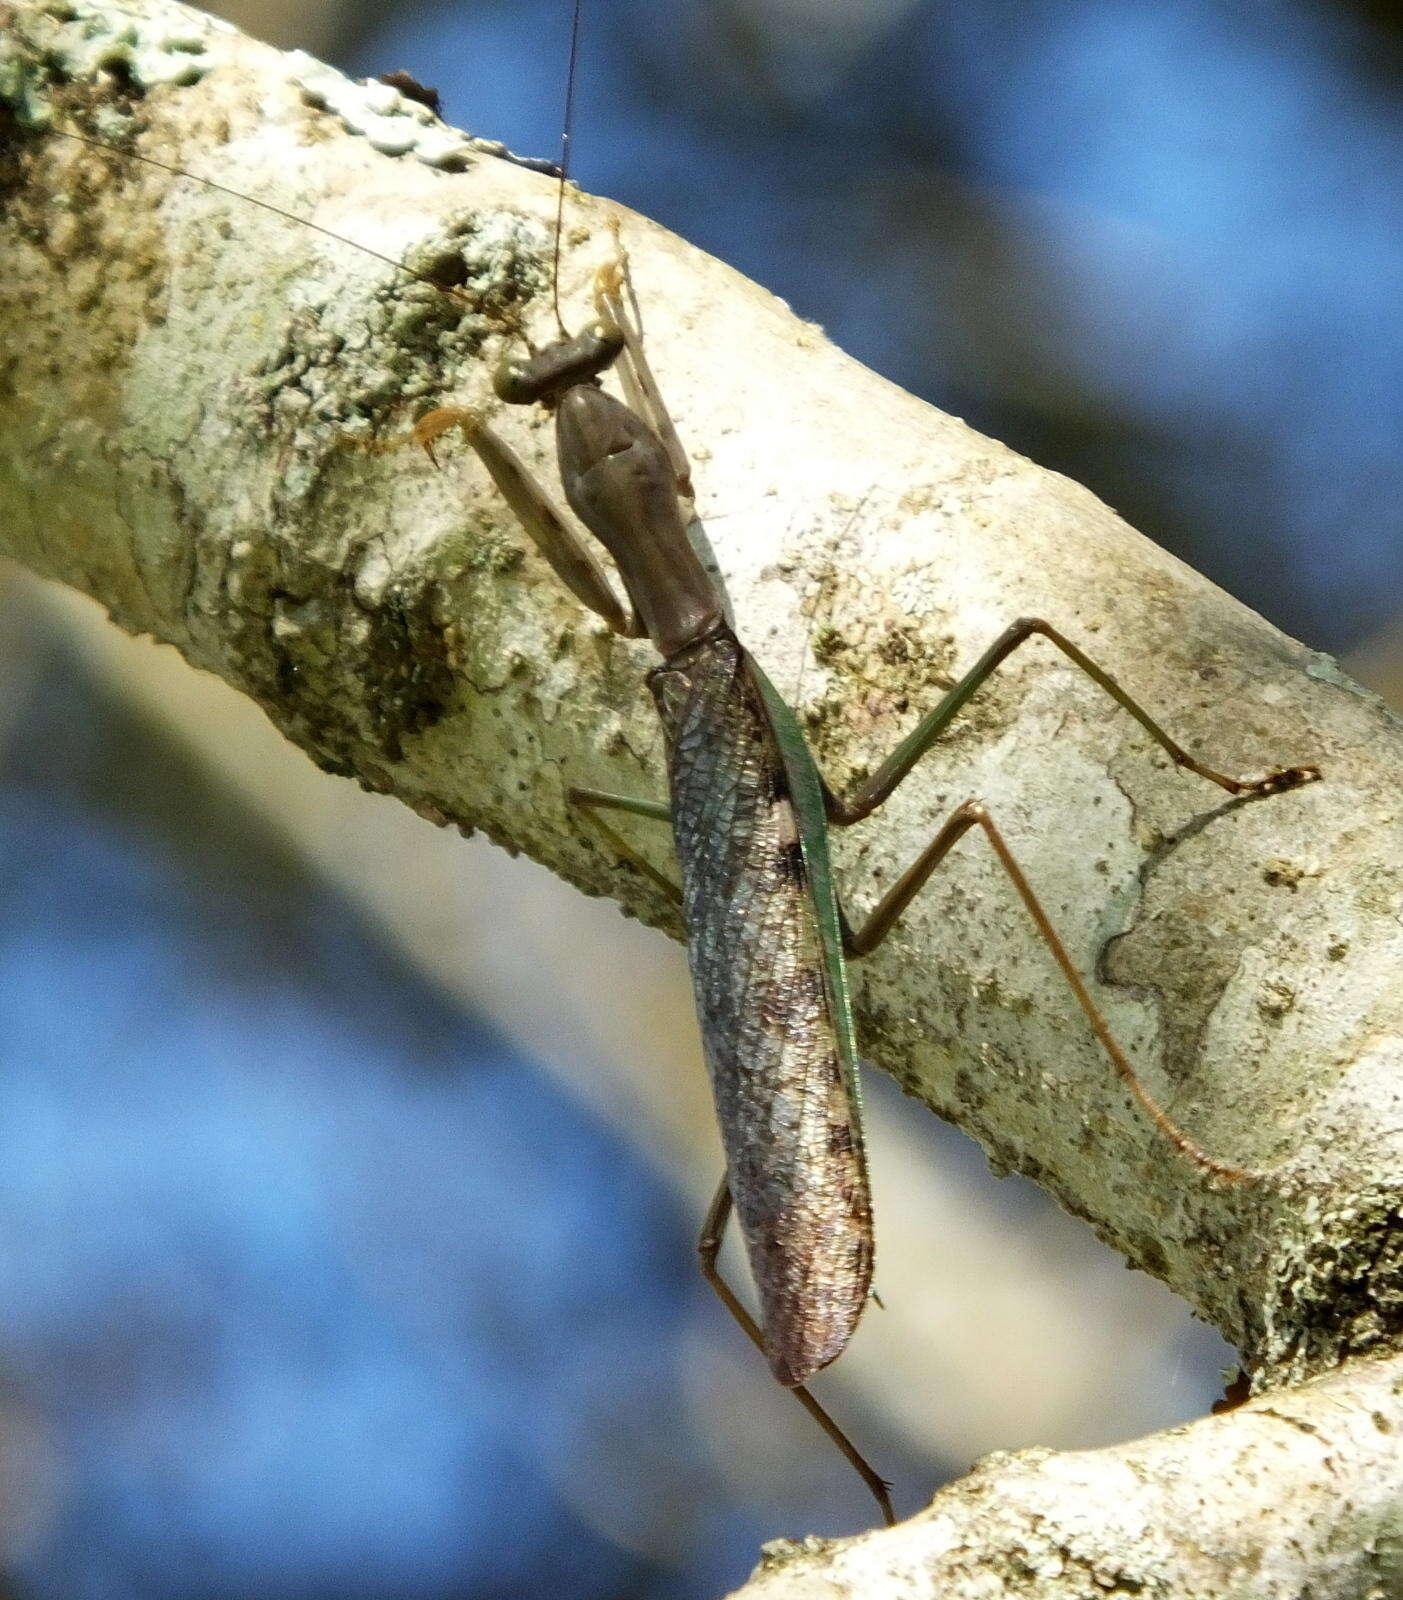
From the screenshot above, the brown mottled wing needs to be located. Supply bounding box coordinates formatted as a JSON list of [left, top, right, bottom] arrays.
[[650, 629, 873, 1387]]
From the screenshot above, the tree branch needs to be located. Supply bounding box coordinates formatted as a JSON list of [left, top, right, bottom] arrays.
[[2, 0, 1401, 1589], [737, 1352, 1403, 1600]]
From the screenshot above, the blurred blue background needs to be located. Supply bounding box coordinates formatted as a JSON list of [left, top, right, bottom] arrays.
[[2, 1, 1399, 1596]]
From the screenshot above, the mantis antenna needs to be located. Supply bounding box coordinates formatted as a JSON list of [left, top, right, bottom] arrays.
[[551, 0, 587, 337]]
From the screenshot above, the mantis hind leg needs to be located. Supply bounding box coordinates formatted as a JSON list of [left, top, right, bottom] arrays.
[[567, 787, 680, 904], [821, 617, 1319, 1178], [840, 798, 1256, 1183], [569, 790, 893, 1518], [697, 1178, 895, 1527]]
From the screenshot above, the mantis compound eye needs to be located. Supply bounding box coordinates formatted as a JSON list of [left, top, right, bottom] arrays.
[[493, 325, 626, 405]]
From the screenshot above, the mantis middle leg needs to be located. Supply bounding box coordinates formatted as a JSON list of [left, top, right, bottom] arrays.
[[825, 616, 1318, 826], [568, 787, 678, 903]]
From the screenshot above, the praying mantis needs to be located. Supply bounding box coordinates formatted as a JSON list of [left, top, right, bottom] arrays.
[[17, 0, 1325, 1529], [399, 208, 1317, 1522]]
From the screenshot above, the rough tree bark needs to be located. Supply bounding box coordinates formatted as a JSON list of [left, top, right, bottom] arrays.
[[0, 1, 1400, 1594]]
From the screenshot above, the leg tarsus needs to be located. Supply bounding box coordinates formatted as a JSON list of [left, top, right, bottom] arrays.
[[406, 405, 484, 465], [340, 404, 484, 467], [698, 1179, 895, 1527], [568, 787, 672, 823]]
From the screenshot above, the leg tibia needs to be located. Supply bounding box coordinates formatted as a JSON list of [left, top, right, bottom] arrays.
[[568, 787, 679, 904], [697, 1179, 894, 1525]]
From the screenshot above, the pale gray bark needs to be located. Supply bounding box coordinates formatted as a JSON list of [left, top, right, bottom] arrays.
[[1, 1, 1400, 1593], [739, 1352, 1403, 1600]]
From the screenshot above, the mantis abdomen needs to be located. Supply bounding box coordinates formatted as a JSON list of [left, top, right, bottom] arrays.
[[653, 629, 873, 1389]]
